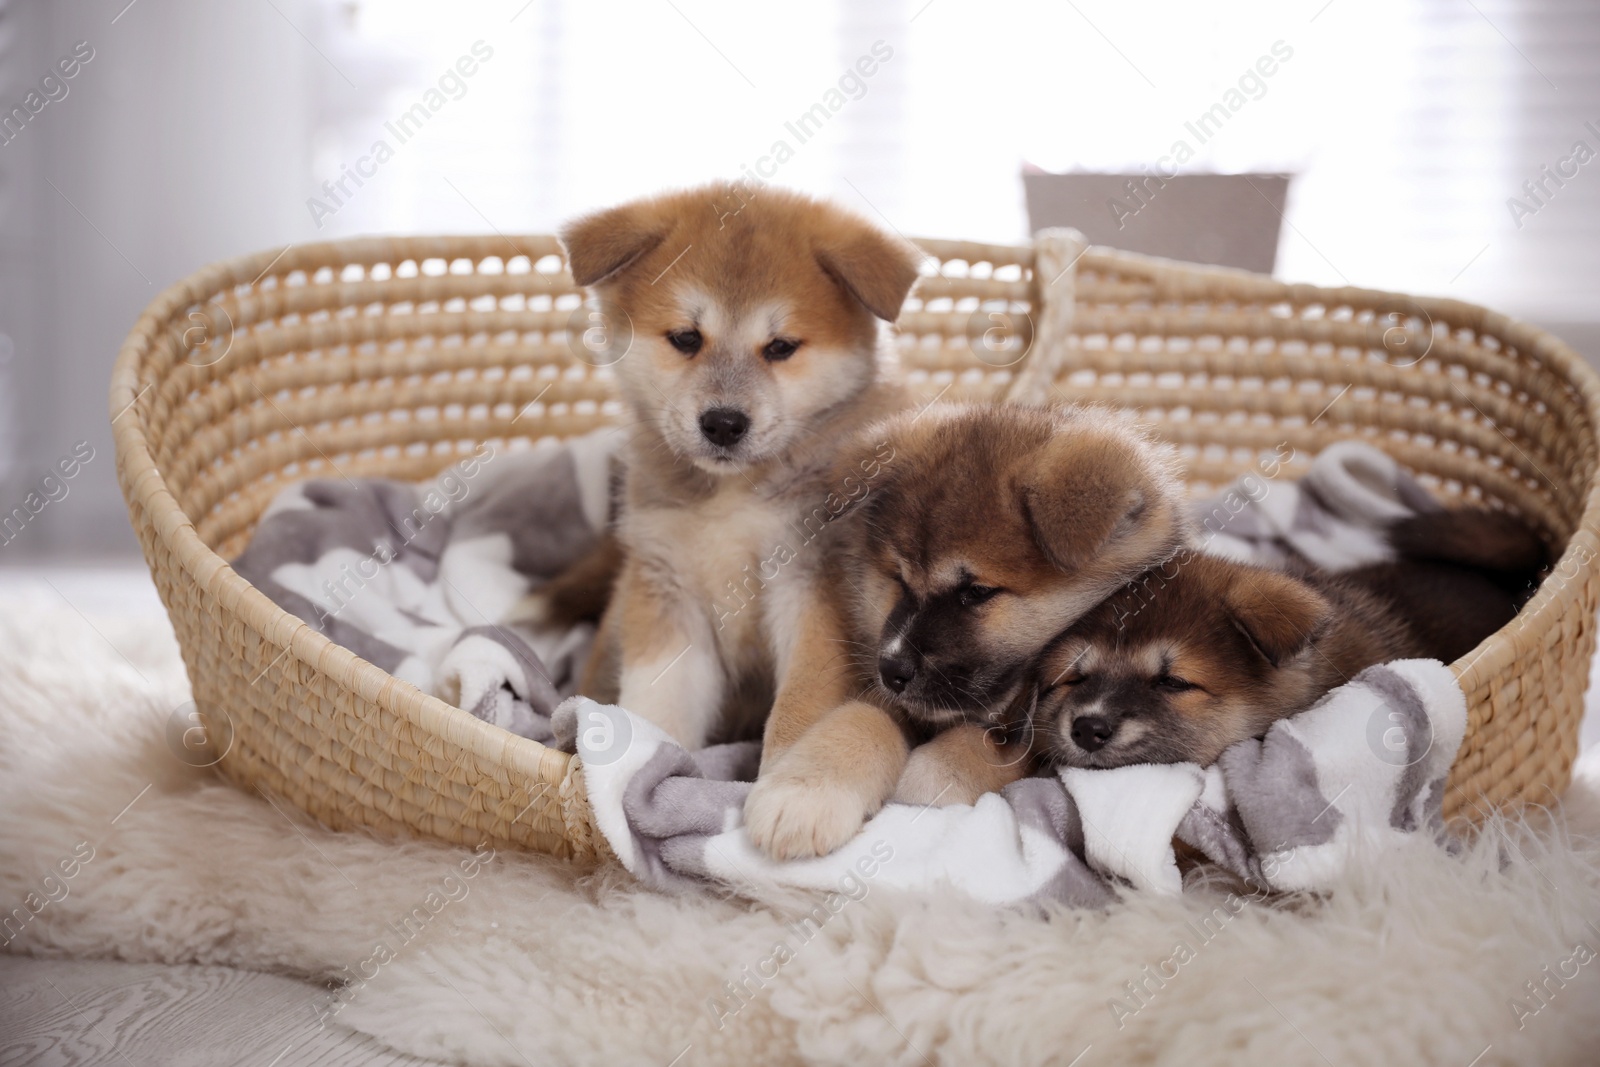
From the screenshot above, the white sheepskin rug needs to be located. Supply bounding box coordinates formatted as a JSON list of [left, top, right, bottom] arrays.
[[4, 594, 1600, 1067]]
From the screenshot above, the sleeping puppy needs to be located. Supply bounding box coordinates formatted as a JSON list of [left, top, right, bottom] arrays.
[[743, 402, 1188, 859], [551, 183, 922, 749], [1032, 509, 1548, 769]]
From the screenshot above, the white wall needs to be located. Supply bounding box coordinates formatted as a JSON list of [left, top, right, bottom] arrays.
[[1, 0, 319, 557], [2, 0, 1597, 562]]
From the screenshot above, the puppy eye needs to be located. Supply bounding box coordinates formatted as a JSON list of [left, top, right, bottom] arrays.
[[762, 337, 801, 361], [957, 584, 1001, 607], [1041, 673, 1085, 695], [666, 329, 702, 355], [1154, 674, 1197, 693]]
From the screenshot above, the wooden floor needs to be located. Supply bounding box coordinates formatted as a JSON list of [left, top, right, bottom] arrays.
[[0, 956, 451, 1067]]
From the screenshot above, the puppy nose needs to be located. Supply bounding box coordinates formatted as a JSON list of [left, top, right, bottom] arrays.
[[878, 652, 918, 693], [1071, 716, 1115, 752], [699, 408, 749, 448]]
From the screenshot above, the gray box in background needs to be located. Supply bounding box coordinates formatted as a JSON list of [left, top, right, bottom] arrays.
[[1022, 172, 1291, 273]]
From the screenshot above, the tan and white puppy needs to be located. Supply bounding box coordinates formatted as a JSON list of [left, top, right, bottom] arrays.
[[743, 403, 1189, 859], [558, 183, 922, 749]]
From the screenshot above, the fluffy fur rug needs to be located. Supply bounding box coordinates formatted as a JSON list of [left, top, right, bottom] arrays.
[[3, 593, 1600, 1066]]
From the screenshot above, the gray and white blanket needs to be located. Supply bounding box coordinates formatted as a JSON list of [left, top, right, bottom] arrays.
[[233, 428, 622, 743], [239, 433, 1469, 906], [555, 656, 1463, 906]]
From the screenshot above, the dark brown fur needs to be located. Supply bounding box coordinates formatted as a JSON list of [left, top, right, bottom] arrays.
[[1033, 508, 1548, 769], [741, 402, 1189, 858], [533, 532, 624, 629], [826, 402, 1189, 731]]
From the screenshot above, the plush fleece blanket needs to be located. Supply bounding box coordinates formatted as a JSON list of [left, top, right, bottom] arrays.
[[557, 654, 1463, 907], [231, 429, 621, 741], [235, 429, 1471, 905], [2, 598, 1598, 1066]]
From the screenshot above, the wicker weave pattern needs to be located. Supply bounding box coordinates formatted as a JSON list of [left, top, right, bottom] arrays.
[[1028, 234, 1600, 818], [111, 232, 1600, 855]]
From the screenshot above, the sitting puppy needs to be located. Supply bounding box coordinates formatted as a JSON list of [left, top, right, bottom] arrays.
[[1032, 509, 1548, 769], [551, 183, 922, 749], [743, 402, 1188, 859]]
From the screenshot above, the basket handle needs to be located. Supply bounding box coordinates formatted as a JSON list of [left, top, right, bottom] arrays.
[[1006, 227, 1088, 405]]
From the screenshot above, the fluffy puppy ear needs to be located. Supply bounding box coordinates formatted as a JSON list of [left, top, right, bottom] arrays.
[[815, 220, 924, 322], [1021, 432, 1164, 573], [1223, 569, 1332, 667], [560, 200, 670, 286]]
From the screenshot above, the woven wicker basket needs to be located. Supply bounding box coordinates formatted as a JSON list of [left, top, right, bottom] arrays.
[[111, 229, 1600, 860]]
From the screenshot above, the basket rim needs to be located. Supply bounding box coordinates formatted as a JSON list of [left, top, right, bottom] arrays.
[[110, 233, 1600, 800], [109, 237, 587, 789]]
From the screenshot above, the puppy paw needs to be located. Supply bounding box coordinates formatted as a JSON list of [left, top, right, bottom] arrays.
[[743, 769, 878, 861], [501, 591, 551, 627], [892, 747, 985, 808]]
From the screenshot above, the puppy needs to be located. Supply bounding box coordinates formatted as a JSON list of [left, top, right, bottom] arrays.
[[553, 183, 922, 749], [1032, 509, 1548, 769], [743, 402, 1188, 859]]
